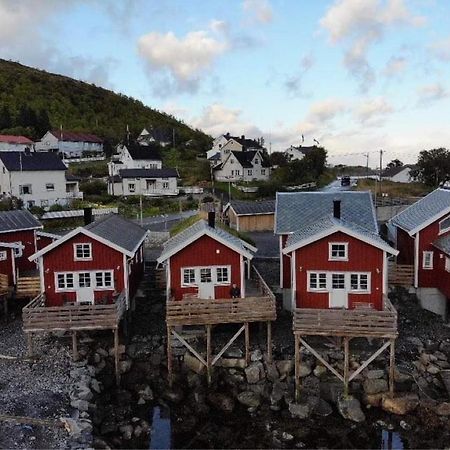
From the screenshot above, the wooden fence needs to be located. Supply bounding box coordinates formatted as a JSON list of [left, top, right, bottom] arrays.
[[388, 263, 414, 287], [0, 274, 8, 293], [23, 291, 127, 333], [15, 276, 40, 299]]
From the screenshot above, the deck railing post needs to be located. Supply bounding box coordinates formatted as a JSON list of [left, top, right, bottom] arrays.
[[26, 332, 33, 358], [167, 326, 173, 388], [114, 328, 120, 386], [72, 331, 78, 361], [389, 338, 395, 396], [294, 334, 301, 402], [267, 321, 272, 363], [343, 337, 350, 398], [206, 324, 212, 385], [244, 322, 250, 366]]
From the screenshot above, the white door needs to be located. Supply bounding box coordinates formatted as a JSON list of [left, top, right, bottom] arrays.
[[198, 268, 215, 299], [76, 287, 95, 304], [329, 273, 348, 308]]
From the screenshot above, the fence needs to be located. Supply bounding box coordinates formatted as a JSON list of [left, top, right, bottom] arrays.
[[388, 262, 414, 287]]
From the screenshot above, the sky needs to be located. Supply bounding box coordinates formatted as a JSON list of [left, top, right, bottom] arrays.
[[1, 0, 450, 167]]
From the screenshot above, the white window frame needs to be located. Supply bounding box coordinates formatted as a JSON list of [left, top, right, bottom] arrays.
[[95, 271, 114, 289], [181, 268, 196, 286], [78, 272, 92, 288], [216, 266, 231, 285], [45, 183, 55, 191], [19, 184, 32, 195], [261, 169, 266, 175], [349, 272, 371, 293], [445, 257, 450, 273], [162, 181, 169, 189], [180, 265, 232, 287], [200, 267, 212, 283], [307, 272, 327, 292], [55, 272, 75, 292], [0, 250, 7, 261], [74, 243, 92, 261], [128, 183, 136, 193], [331, 273, 346, 289], [329, 242, 348, 261], [13, 241, 23, 258], [422, 251, 433, 269], [439, 214, 450, 235], [248, 169, 253, 176], [55, 270, 114, 292]]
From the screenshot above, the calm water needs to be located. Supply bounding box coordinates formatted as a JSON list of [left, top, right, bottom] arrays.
[[380, 430, 404, 450], [149, 406, 171, 450]]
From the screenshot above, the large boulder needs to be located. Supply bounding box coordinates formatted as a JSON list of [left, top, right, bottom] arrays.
[[288, 401, 311, 419], [381, 394, 419, 415], [245, 362, 265, 384], [184, 353, 205, 374], [337, 395, 366, 422], [276, 360, 294, 377], [237, 391, 261, 409], [363, 378, 388, 395], [365, 369, 385, 379], [208, 393, 235, 413], [434, 402, 450, 416]]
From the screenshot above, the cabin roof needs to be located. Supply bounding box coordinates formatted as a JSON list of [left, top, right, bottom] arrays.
[[0, 210, 42, 233], [226, 199, 275, 216], [0, 151, 67, 171], [49, 130, 103, 143], [433, 234, 450, 256]]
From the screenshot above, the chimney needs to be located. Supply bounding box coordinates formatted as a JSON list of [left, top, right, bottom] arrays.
[[333, 200, 341, 219], [225, 132, 230, 138], [208, 211, 215, 229], [84, 207, 93, 225], [241, 135, 245, 140]]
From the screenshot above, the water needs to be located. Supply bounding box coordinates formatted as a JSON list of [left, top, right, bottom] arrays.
[[149, 406, 172, 450], [380, 430, 404, 450]]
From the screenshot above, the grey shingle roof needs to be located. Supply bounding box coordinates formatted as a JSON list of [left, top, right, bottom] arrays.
[[0, 210, 42, 233], [85, 214, 147, 253], [125, 142, 162, 161], [228, 200, 275, 215], [433, 234, 450, 255], [118, 168, 179, 179], [275, 191, 377, 235], [0, 152, 67, 171], [390, 188, 450, 233], [285, 216, 390, 250], [158, 220, 254, 262]]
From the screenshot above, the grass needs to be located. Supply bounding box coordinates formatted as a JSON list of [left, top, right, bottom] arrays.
[[67, 159, 109, 178], [355, 179, 431, 198]]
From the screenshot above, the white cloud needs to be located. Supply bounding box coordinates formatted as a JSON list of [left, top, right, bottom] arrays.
[[430, 36, 450, 61], [242, 0, 273, 24], [353, 97, 394, 123], [320, 0, 425, 90], [307, 98, 348, 122], [383, 55, 407, 77], [284, 53, 315, 96], [417, 82, 449, 105]]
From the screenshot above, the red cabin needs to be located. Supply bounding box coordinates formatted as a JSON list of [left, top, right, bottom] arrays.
[[157, 217, 256, 301], [29, 214, 147, 306], [389, 188, 450, 318], [276, 192, 397, 311]]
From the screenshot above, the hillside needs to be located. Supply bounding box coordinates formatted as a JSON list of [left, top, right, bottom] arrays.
[[0, 59, 211, 153]]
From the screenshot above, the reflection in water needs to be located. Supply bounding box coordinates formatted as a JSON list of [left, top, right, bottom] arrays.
[[149, 406, 171, 450], [381, 430, 404, 450]]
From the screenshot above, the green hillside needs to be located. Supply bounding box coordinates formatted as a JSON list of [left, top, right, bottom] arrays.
[[0, 59, 212, 153]]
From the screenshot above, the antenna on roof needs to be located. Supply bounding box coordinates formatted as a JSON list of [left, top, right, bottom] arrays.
[[301, 134, 304, 143], [313, 138, 320, 146], [60, 124, 63, 141], [126, 124, 130, 145]]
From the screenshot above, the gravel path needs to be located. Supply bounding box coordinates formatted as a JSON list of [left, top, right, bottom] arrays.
[[0, 318, 72, 449]]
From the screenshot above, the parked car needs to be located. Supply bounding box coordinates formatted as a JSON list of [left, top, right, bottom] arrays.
[[341, 176, 351, 187]]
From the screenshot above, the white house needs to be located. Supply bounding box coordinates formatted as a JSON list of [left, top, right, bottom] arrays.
[[0, 151, 82, 209], [108, 168, 179, 197], [0, 135, 34, 152], [207, 133, 264, 162], [109, 142, 162, 176], [137, 128, 172, 147], [213, 150, 271, 182], [35, 130, 103, 158], [284, 145, 318, 161], [382, 165, 417, 183]]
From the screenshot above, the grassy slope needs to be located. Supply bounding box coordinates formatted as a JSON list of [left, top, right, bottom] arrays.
[[355, 179, 430, 197]]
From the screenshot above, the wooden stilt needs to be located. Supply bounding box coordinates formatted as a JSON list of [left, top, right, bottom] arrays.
[[389, 339, 395, 396], [167, 326, 173, 388], [266, 321, 272, 363], [72, 331, 78, 361], [27, 333, 33, 358], [244, 322, 250, 366], [294, 333, 301, 402], [2, 295, 8, 324], [114, 328, 120, 386], [343, 337, 350, 398], [206, 325, 212, 385]]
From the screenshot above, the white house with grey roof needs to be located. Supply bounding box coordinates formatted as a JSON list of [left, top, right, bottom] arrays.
[[213, 150, 270, 182]]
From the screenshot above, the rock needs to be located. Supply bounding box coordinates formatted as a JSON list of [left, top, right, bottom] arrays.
[[250, 349, 263, 362], [265, 363, 279, 382], [91, 379, 102, 394], [184, 353, 205, 374], [60, 417, 82, 436], [217, 358, 246, 369], [138, 385, 153, 402], [320, 380, 343, 404], [109, 344, 126, 356], [276, 360, 294, 377], [74, 386, 93, 402], [96, 347, 109, 357], [298, 363, 312, 378], [100, 420, 117, 435], [134, 425, 143, 438], [439, 341, 450, 358], [407, 337, 423, 349], [119, 359, 132, 374], [163, 388, 184, 404], [281, 432, 294, 442], [337, 395, 365, 422], [425, 339, 439, 352], [365, 369, 384, 379], [224, 348, 243, 358], [420, 353, 432, 365], [426, 364, 440, 375], [434, 402, 450, 416], [245, 362, 265, 384], [70, 399, 89, 412], [270, 381, 287, 405], [137, 397, 145, 405], [363, 378, 388, 395], [288, 401, 311, 419], [363, 393, 384, 407], [381, 394, 419, 415], [208, 393, 235, 412], [313, 398, 333, 417], [73, 359, 88, 368], [400, 420, 411, 431], [237, 391, 261, 409], [313, 365, 327, 378], [119, 424, 133, 440]]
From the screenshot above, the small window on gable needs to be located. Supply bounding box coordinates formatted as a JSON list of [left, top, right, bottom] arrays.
[[74, 243, 92, 260], [329, 243, 348, 261], [0, 251, 7, 261], [422, 251, 433, 269], [13, 242, 22, 258], [439, 215, 450, 234]]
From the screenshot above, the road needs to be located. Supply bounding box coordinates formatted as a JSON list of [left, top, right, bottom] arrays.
[[321, 178, 357, 192], [134, 210, 197, 232]]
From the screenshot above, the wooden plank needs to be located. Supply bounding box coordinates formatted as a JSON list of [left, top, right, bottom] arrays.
[[167, 326, 173, 387], [348, 341, 390, 382], [343, 337, 350, 397], [389, 339, 395, 395], [172, 330, 207, 366], [211, 325, 245, 366], [206, 325, 212, 385], [267, 321, 272, 363]]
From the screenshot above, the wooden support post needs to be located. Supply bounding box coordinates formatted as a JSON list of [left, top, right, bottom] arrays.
[[26, 333, 33, 358], [206, 325, 212, 385], [114, 328, 120, 386], [72, 331, 78, 361], [343, 337, 350, 398], [294, 334, 301, 402], [244, 322, 250, 366], [167, 326, 173, 388], [389, 339, 395, 396], [267, 321, 272, 363], [2, 296, 8, 324]]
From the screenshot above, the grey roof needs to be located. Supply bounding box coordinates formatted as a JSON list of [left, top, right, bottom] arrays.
[[0, 151, 67, 171], [158, 219, 253, 262], [433, 234, 450, 255], [228, 199, 275, 215], [275, 191, 377, 235], [390, 188, 450, 233], [0, 210, 42, 233], [125, 142, 162, 161], [285, 216, 390, 250], [118, 168, 179, 179], [85, 214, 147, 253], [382, 164, 416, 178]]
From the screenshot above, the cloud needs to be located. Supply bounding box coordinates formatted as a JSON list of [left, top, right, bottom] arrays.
[[353, 97, 394, 123], [417, 83, 449, 105], [383, 55, 407, 77], [242, 0, 273, 24], [429, 36, 450, 61], [320, 0, 425, 90], [283, 53, 315, 96], [307, 98, 348, 122]]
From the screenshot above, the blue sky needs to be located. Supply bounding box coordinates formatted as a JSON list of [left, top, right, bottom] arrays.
[[1, 0, 450, 166]]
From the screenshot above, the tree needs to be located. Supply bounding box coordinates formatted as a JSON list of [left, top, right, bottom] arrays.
[[269, 151, 289, 167], [0, 105, 12, 130], [386, 159, 403, 169], [36, 109, 51, 136], [413, 148, 450, 186]]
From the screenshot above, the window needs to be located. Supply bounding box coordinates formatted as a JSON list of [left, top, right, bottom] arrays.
[[230, 159, 234, 164], [331, 273, 345, 289], [422, 251, 433, 269], [216, 267, 230, 284], [128, 183, 135, 193], [46, 183, 55, 191], [309, 272, 327, 290], [78, 272, 91, 287], [13, 242, 22, 258], [445, 257, 450, 273], [182, 268, 196, 285], [255, 158, 259, 164], [350, 273, 369, 292], [439, 215, 450, 234], [95, 271, 113, 288], [0, 251, 7, 261], [41, 200, 49, 207], [27, 201, 35, 208], [248, 169, 252, 176], [162, 182, 169, 189], [74, 243, 92, 260], [329, 243, 348, 261], [200, 268, 212, 283], [19, 184, 32, 195], [261, 169, 266, 175], [57, 273, 74, 290]]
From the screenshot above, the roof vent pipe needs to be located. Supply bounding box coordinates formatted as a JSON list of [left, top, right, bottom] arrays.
[[84, 207, 93, 225], [208, 211, 215, 229], [333, 200, 341, 219]]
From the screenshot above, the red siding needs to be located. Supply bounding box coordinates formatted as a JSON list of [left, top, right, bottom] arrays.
[[0, 230, 37, 273], [281, 234, 291, 289], [128, 244, 144, 298], [36, 235, 57, 251], [396, 228, 414, 264], [42, 235, 125, 306], [293, 231, 385, 310], [169, 235, 241, 301], [0, 246, 15, 285]]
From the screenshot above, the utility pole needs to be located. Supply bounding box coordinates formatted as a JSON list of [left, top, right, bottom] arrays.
[[379, 149, 383, 205], [366, 153, 369, 179]]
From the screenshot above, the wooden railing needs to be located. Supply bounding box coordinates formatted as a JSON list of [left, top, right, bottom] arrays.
[[23, 291, 127, 333], [15, 275, 41, 299], [293, 296, 397, 338], [0, 273, 9, 294], [388, 262, 414, 287], [252, 266, 276, 300]]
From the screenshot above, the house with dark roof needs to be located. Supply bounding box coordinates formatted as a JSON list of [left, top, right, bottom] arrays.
[[109, 142, 163, 176], [35, 130, 103, 157], [213, 149, 270, 182], [137, 127, 172, 147], [388, 188, 450, 318], [224, 199, 275, 231], [0, 151, 82, 209], [275, 191, 397, 311], [284, 145, 318, 162], [207, 133, 264, 162], [29, 214, 147, 307], [0, 135, 34, 152], [381, 165, 417, 183]]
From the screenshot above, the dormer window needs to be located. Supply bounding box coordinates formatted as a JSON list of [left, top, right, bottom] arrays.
[[329, 242, 348, 261], [74, 243, 92, 261], [255, 158, 259, 164], [439, 215, 450, 234]]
